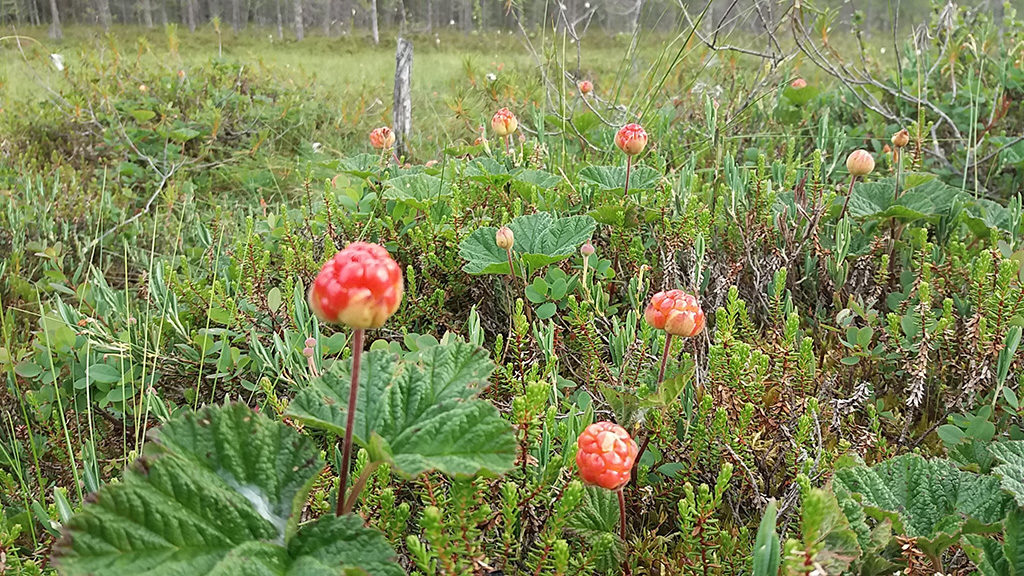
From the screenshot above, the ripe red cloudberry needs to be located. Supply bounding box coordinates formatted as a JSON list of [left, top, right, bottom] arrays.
[[644, 289, 705, 338], [576, 422, 639, 490], [309, 242, 403, 329]]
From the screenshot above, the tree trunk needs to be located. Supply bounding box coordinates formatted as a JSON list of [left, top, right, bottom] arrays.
[[97, 0, 112, 28], [185, 0, 196, 31], [293, 0, 303, 39], [628, 0, 642, 34], [48, 0, 61, 38], [321, 0, 330, 35], [140, 0, 153, 26], [425, 0, 431, 32], [392, 37, 413, 158], [370, 0, 378, 43], [231, 0, 240, 30], [276, 0, 284, 38]]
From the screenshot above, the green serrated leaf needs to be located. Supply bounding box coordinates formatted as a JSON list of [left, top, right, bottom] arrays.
[[458, 212, 596, 275], [569, 485, 620, 538], [383, 174, 453, 210], [578, 165, 660, 191], [288, 341, 516, 478], [53, 403, 402, 576], [990, 441, 1024, 508], [834, 453, 1010, 557]]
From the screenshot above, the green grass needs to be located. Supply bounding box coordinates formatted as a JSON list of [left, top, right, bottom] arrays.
[[2, 25, 635, 132]]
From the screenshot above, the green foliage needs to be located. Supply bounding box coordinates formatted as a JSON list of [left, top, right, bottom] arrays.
[[288, 340, 516, 477], [752, 500, 781, 576], [52, 403, 402, 575], [459, 212, 596, 276], [2, 17, 1024, 576]]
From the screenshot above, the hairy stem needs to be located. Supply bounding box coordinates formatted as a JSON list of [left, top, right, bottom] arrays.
[[617, 488, 626, 540], [336, 328, 365, 516], [657, 333, 673, 385], [624, 154, 633, 196], [342, 460, 382, 515], [506, 248, 515, 281], [839, 174, 858, 220], [618, 489, 631, 575]]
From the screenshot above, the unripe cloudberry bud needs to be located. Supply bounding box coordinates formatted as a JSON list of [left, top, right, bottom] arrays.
[[580, 242, 595, 257], [575, 422, 638, 490], [496, 226, 515, 251], [491, 108, 518, 137], [790, 78, 807, 89], [644, 289, 705, 337], [369, 126, 396, 150], [845, 149, 875, 177], [615, 123, 648, 156], [891, 128, 910, 148], [309, 242, 403, 329], [578, 80, 593, 95]]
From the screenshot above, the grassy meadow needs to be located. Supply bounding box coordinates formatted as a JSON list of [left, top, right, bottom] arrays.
[[2, 8, 1024, 575]]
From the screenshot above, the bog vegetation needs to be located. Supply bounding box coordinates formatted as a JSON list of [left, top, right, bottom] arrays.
[[2, 1, 1024, 575]]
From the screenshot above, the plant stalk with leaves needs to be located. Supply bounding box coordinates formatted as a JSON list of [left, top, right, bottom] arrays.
[[307, 242, 404, 515]]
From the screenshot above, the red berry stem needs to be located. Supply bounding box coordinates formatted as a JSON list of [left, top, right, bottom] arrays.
[[617, 488, 626, 540], [656, 333, 672, 385], [336, 328, 365, 517], [342, 460, 382, 514], [505, 248, 515, 281], [618, 488, 631, 575], [504, 134, 510, 156], [624, 154, 633, 197], [839, 174, 858, 220]]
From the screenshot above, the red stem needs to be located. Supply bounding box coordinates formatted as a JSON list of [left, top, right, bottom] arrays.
[[624, 155, 633, 196], [504, 135, 510, 156], [618, 489, 631, 575], [656, 333, 673, 385], [336, 328, 365, 516], [617, 489, 626, 540], [506, 248, 515, 280], [839, 174, 858, 220]]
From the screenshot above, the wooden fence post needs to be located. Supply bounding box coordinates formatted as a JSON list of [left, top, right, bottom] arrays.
[[393, 37, 413, 159]]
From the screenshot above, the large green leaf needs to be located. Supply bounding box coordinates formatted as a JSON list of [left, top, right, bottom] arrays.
[[331, 154, 381, 179], [782, 487, 861, 575], [383, 174, 453, 210], [577, 165, 661, 192], [459, 212, 596, 275], [53, 403, 402, 576], [1007, 508, 1024, 576], [569, 485, 621, 539], [834, 454, 1010, 556], [990, 441, 1024, 508], [511, 168, 561, 192], [846, 177, 1010, 234], [287, 341, 516, 478], [965, 532, 1010, 576], [464, 158, 511, 186]]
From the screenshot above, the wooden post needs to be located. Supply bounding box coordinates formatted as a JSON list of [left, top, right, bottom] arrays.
[[392, 37, 413, 159]]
